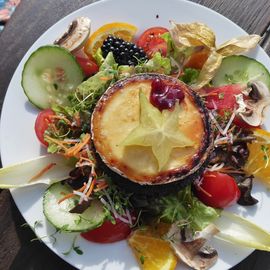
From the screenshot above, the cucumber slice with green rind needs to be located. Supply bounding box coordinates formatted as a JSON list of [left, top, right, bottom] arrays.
[[212, 55, 270, 89], [22, 45, 84, 109], [43, 182, 106, 232]]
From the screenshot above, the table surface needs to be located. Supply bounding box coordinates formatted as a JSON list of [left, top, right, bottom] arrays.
[[1, 0, 270, 269]]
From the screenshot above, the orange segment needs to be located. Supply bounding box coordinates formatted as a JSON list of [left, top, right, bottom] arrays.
[[244, 129, 270, 185], [252, 128, 270, 144], [84, 22, 137, 56], [128, 226, 178, 270]]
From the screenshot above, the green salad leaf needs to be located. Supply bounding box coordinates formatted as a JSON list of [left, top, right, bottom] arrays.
[[135, 52, 172, 75], [151, 185, 220, 232], [161, 32, 175, 57], [117, 65, 135, 79], [94, 47, 105, 66], [99, 51, 118, 71], [69, 52, 118, 112], [179, 68, 200, 85], [161, 32, 195, 65]]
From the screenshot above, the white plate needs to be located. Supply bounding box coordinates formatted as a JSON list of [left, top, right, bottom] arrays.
[[1, 0, 270, 269]]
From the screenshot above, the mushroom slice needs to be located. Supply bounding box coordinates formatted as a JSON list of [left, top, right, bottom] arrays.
[[167, 224, 219, 270], [54, 17, 91, 52], [236, 81, 270, 126]]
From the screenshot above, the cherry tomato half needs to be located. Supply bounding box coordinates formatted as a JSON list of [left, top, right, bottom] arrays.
[[203, 84, 257, 128], [137, 27, 169, 58], [81, 217, 132, 243], [233, 116, 258, 129], [195, 171, 240, 208], [34, 109, 55, 146], [204, 84, 244, 110], [73, 49, 99, 77]]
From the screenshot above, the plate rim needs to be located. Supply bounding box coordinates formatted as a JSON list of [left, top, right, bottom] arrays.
[[1, 0, 269, 269]]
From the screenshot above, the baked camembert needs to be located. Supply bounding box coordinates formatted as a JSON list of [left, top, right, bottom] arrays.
[[91, 74, 212, 187]]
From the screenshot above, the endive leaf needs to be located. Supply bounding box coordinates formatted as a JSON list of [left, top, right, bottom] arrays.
[[0, 155, 75, 188], [214, 211, 270, 251], [216, 35, 261, 57]]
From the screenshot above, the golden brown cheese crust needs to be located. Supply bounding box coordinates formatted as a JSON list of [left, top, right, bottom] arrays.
[[92, 74, 211, 184]]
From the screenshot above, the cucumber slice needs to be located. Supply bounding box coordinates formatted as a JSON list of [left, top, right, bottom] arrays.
[[43, 182, 106, 232], [212, 55, 270, 89], [22, 45, 84, 109]]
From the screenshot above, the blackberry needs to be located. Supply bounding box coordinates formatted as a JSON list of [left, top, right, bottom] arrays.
[[101, 36, 148, 66]]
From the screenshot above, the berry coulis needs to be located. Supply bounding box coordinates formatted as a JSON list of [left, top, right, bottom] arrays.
[[150, 77, 185, 111]]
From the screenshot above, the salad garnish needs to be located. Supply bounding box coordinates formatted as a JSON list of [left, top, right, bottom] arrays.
[[1, 16, 270, 270], [169, 21, 261, 88]]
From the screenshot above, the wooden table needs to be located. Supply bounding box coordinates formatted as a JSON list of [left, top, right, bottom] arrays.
[[1, 0, 270, 269]]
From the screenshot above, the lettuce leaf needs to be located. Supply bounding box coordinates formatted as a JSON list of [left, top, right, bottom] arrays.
[[161, 32, 197, 65], [179, 68, 200, 85], [152, 185, 220, 232], [99, 52, 118, 71], [161, 32, 175, 57], [135, 52, 171, 75], [93, 47, 105, 67], [69, 52, 118, 112], [117, 65, 135, 79]]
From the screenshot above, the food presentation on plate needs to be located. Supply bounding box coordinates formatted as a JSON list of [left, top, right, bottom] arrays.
[[1, 0, 270, 270]]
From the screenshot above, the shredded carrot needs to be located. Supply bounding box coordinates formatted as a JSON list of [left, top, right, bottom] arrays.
[[50, 123, 59, 134], [215, 140, 228, 146], [86, 179, 96, 197], [96, 180, 107, 186], [74, 112, 81, 127], [196, 185, 212, 197], [99, 76, 110, 81], [64, 133, 91, 158], [79, 157, 94, 165], [50, 137, 74, 145], [207, 174, 217, 178], [44, 135, 69, 150], [28, 163, 56, 182], [94, 183, 108, 192], [227, 125, 236, 134], [49, 115, 72, 125], [201, 92, 219, 97], [58, 183, 87, 204], [58, 193, 75, 204]]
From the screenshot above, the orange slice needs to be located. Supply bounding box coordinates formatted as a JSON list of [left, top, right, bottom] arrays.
[[244, 128, 270, 185], [252, 128, 270, 144], [84, 22, 137, 56], [128, 226, 178, 270]]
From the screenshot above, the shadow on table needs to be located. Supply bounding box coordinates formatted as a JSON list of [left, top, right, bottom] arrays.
[[9, 196, 75, 270]]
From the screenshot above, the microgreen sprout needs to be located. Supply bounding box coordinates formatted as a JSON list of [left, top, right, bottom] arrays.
[[62, 235, 83, 256], [261, 145, 269, 168]]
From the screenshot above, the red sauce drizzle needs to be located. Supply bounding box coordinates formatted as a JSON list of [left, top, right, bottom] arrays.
[[150, 77, 185, 111]]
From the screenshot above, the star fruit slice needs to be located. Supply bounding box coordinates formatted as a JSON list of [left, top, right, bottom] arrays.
[[122, 91, 194, 170]]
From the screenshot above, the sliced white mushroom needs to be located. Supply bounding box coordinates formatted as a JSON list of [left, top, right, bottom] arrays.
[[235, 81, 270, 126], [167, 224, 219, 270], [54, 17, 91, 52]]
